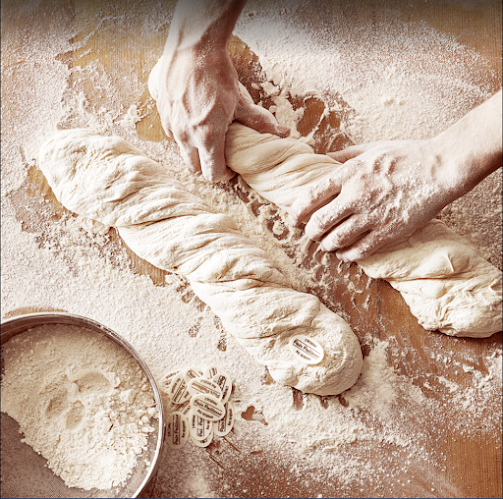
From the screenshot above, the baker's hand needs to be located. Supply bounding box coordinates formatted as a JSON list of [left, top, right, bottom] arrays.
[[287, 90, 502, 262], [153, 47, 289, 182], [287, 140, 452, 261]]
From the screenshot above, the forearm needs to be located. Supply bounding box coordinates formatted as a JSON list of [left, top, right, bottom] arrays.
[[433, 89, 502, 202], [166, 0, 247, 54]]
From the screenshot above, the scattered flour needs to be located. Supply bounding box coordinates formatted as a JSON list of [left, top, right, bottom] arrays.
[[118, 104, 144, 129]]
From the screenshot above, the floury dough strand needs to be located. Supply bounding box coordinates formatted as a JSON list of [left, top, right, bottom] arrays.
[[38, 129, 363, 396], [148, 62, 502, 338], [222, 121, 502, 337]]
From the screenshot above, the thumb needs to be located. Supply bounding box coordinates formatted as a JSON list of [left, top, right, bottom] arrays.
[[235, 100, 290, 138], [328, 144, 371, 163]]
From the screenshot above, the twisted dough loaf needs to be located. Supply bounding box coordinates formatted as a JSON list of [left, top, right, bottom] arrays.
[[147, 59, 501, 338], [39, 130, 363, 396], [224, 122, 502, 338]]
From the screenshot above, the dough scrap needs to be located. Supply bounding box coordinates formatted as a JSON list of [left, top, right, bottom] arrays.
[[223, 122, 502, 338], [39, 129, 363, 396]]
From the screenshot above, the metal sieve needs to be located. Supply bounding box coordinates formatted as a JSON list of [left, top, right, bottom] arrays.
[[1, 312, 165, 498]]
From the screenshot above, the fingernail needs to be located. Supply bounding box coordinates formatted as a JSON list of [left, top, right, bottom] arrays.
[[276, 125, 290, 137]]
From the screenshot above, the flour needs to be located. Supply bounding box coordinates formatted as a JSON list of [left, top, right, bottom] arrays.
[[1, 0, 502, 497], [1, 324, 157, 491], [235, 4, 498, 142], [118, 104, 144, 129]]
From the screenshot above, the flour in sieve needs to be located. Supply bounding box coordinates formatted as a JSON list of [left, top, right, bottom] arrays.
[[1, 324, 157, 491]]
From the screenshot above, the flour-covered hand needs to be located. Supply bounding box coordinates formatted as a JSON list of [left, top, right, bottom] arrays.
[[288, 90, 502, 261], [149, 0, 289, 182], [287, 140, 449, 261], [153, 49, 288, 182]]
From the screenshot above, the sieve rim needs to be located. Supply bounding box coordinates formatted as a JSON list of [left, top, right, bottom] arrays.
[[1, 311, 165, 498]]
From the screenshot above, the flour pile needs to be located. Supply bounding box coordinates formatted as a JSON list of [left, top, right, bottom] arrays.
[[1, 324, 157, 491]]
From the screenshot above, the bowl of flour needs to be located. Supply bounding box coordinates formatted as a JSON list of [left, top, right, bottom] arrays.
[[0, 312, 164, 498]]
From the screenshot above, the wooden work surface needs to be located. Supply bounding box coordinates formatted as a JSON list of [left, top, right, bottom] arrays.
[[2, 1, 502, 498]]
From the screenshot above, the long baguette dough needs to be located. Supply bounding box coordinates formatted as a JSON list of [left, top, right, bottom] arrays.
[[39, 129, 363, 396], [147, 61, 501, 338], [223, 122, 502, 338]]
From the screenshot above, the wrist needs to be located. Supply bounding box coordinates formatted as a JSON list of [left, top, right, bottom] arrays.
[[430, 90, 502, 202], [166, 0, 245, 55], [430, 134, 499, 206], [428, 138, 485, 213]]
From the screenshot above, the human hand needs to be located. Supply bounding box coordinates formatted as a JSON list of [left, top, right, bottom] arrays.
[[287, 90, 502, 261], [287, 140, 453, 261], [150, 47, 289, 182]]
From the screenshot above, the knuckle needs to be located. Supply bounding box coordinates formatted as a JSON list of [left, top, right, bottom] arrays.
[[197, 126, 214, 148], [309, 212, 328, 231], [309, 214, 328, 236], [198, 124, 226, 150], [339, 246, 366, 262], [351, 248, 369, 261], [327, 229, 347, 249], [176, 129, 190, 144], [355, 237, 380, 260]]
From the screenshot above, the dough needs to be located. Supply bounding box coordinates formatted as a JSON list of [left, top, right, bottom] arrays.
[[223, 122, 502, 338], [149, 59, 501, 337], [39, 129, 363, 396]]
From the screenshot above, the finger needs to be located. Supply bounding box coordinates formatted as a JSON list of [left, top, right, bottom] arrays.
[[335, 229, 391, 262], [159, 116, 174, 140], [157, 97, 176, 140], [318, 215, 372, 252], [189, 122, 235, 182], [237, 81, 255, 105], [198, 139, 235, 182], [328, 144, 374, 163], [236, 101, 290, 138], [287, 176, 343, 227], [178, 142, 202, 174], [304, 197, 355, 241], [148, 56, 164, 101]]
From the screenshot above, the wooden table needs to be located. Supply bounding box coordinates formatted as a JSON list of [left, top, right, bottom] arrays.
[[2, 1, 501, 497]]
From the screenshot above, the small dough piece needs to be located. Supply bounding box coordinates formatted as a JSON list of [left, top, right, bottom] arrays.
[[223, 122, 502, 338], [39, 129, 362, 396]]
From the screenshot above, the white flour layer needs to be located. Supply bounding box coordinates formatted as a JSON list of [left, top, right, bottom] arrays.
[[1, 324, 157, 491]]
